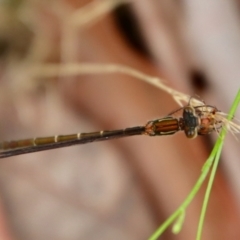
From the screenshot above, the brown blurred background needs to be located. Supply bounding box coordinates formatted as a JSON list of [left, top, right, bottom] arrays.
[[0, 0, 240, 239]]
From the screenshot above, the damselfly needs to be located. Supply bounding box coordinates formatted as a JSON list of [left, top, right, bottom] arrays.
[[0, 104, 221, 158]]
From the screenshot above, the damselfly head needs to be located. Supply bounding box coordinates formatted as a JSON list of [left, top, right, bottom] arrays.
[[195, 105, 222, 135]]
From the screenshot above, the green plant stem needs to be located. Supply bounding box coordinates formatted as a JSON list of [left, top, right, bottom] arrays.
[[196, 89, 240, 240], [149, 89, 240, 240]]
